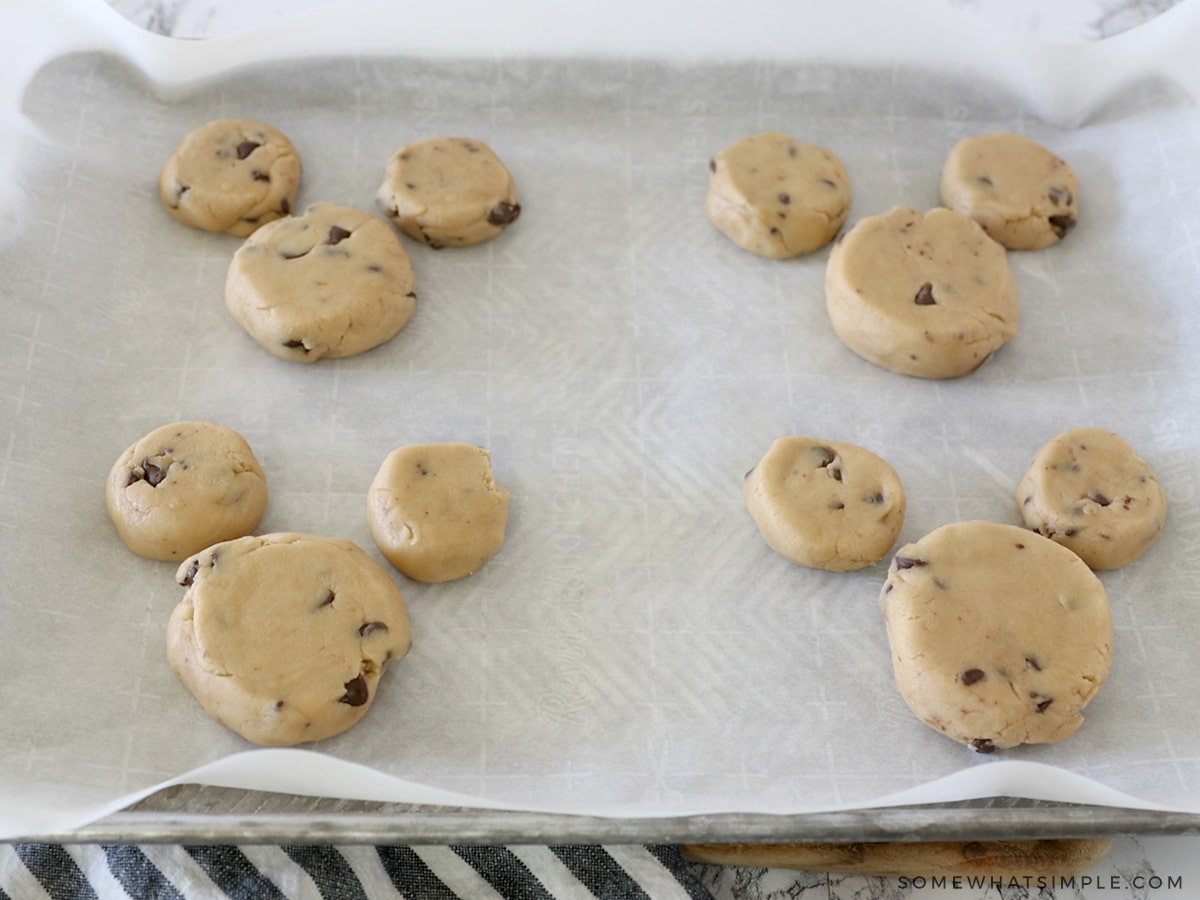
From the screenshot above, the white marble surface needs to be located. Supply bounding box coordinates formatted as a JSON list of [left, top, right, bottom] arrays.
[[89, 1, 1200, 898]]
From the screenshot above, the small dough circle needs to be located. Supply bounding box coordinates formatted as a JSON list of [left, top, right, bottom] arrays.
[[825, 206, 1020, 379], [105, 421, 268, 561], [167, 533, 412, 746], [881, 520, 1112, 753], [367, 443, 510, 583], [706, 132, 851, 259], [159, 118, 302, 237], [940, 132, 1079, 250], [376, 137, 521, 248], [225, 202, 416, 363], [1016, 426, 1166, 570], [744, 436, 905, 572]]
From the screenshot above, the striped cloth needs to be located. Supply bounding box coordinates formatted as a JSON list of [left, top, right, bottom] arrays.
[[0, 843, 717, 899]]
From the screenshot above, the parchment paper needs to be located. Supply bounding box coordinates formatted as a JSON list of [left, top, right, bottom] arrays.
[[1, 0, 1199, 839]]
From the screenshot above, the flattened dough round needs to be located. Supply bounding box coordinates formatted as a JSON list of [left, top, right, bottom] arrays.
[[825, 206, 1020, 379], [744, 436, 905, 572], [706, 132, 851, 258], [367, 443, 510, 583], [881, 521, 1112, 752], [376, 137, 521, 248], [105, 420, 267, 561], [159, 118, 301, 236], [168, 533, 412, 746], [940, 132, 1078, 250], [1017, 426, 1166, 570], [225, 202, 416, 362]]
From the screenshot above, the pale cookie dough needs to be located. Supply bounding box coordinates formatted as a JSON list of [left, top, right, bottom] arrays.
[[1017, 426, 1166, 570], [744, 437, 904, 572], [159, 118, 301, 237], [225, 202, 416, 362], [376, 137, 520, 248], [706, 132, 851, 259], [825, 206, 1020, 379], [881, 521, 1112, 753], [105, 421, 268, 561], [168, 533, 412, 746], [940, 132, 1079, 250], [367, 443, 510, 583]]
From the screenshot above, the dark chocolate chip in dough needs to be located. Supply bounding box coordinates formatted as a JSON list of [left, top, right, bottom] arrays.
[[179, 559, 200, 586], [894, 556, 928, 570], [778, 192, 791, 205], [969, 738, 996, 754], [236, 140, 260, 160], [914, 282, 936, 306], [1049, 214, 1076, 239], [340, 674, 369, 707], [359, 622, 388, 637], [327, 225, 352, 245], [142, 459, 168, 487], [1026, 655, 1042, 671], [251, 170, 270, 183], [960, 668, 986, 685], [1036, 697, 1054, 713], [977, 175, 994, 187], [282, 339, 310, 352], [487, 201, 521, 227]]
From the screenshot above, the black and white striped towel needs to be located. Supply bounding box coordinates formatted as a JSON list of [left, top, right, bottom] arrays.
[[1, 843, 718, 899]]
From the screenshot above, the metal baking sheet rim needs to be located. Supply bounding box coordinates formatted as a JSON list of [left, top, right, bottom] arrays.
[[17, 790, 1200, 845]]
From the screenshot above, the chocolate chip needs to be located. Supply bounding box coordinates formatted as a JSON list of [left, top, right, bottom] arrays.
[[365, 264, 383, 273], [1015, 543, 1026, 550], [1025, 655, 1042, 671], [829, 500, 845, 510], [894, 556, 928, 570], [865, 492, 884, 504], [280, 198, 290, 215], [282, 339, 310, 352], [968, 738, 996, 754], [1048, 186, 1073, 206], [914, 282, 936, 306], [318, 589, 336, 609], [960, 668, 985, 685], [236, 140, 260, 160], [340, 674, 369, 707], [1036, 698, 1054, 713], [179, 559, 200, 586], [142, 459, 167, 487], [274, 700, 285, 710], [487, 201, 521, 227], [251, 170, 270, 182], [280, 249, 309, 260], [977, 175, 994, 187], [787, 145, 797, 157], [709, 159, 716, 173], [327, 225, 352, 245], [778, 192, 791, 205], [1089, 492, 1111, 507], [815, 446, 836, 467], [1049, 214, 1076, 239], [358, 622, 388, 637]]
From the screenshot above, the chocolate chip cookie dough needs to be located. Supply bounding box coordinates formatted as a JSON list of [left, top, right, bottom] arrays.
[[159, 118, 301, 237], [376, 137, 520, 248], [1017, 427, 1166, 570], [940, 132, 1079, 250], [881, 521, 1112, 753], [744, 437, 905, 572], [225, 202, 416, 362], [168, 533, 412, 746], [825, 206, 1020, 379], [706, 132, 851, 258], [105, 421, 268, 561], [367, 443, 510, 583]]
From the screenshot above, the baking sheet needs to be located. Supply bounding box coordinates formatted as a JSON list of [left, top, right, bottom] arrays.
[[2, 0, 1199, 840]]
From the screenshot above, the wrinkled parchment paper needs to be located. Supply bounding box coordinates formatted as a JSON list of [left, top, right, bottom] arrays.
[[1, 0, 1199, 838]]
